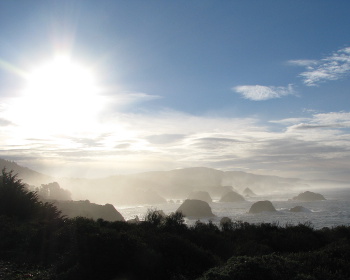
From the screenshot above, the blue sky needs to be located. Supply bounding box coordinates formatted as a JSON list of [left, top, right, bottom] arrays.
[[1, 1, 350, 181]]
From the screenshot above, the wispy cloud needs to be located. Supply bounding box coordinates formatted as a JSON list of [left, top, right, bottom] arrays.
[[269, 117, 310, 125], [292, 47, 350, 86], [287, 112, 350, 131], [146, 134, 186, 145], [103, 91, 162, 113], [0, 118, 13, 126], [288, 59, 317, 67], [233, 84, 295, 101], [289, 123, 342, 130]]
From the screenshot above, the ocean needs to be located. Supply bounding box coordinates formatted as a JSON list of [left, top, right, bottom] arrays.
[[116, 187, 350, 229]]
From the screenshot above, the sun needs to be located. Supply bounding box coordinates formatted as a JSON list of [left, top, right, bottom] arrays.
[[25, 55, 96, 100], [17, 55, 105, 133]]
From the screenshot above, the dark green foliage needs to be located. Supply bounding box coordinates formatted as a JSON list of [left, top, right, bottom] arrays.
[[0, 169, 40, 220], [163, 211, 187, 232], [199, 254, 299, 280], [0, 170, 64, 264], [199, 242, 350, 280], [0, 169, 62, 222], [144, 208, 165, 226], [0, 261, 54, 280], [220, 217, 234, 231]]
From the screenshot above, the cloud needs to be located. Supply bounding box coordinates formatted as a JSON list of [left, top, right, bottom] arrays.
[[2, 103, 350, 181], [233, 84, 294, 101], [115, 143, 131, 149], [146, 134, 186, 145], [295, 47, 350, 86], [269, 118, 310, 125], [191, 137, 242, 150], [0, 118, 13, 126], [313, 111, 350, 123], [102, 92, 161, 114], [287, 112, 350, 131], [289, 123, 339, 130], [288, 59, 318, 67], [115, 92, 161, 104]]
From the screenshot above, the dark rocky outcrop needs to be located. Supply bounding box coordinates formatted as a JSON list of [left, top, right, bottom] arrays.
[[52, 200, 125, 221], [176, 199, 215, 218], [290, 206, 311, 213], [219, 191, 245, 202], [249, 200, 276, 214], [292, 191, 326, 201], [188, 191, 212, 203], [243, 187, 257, 197]]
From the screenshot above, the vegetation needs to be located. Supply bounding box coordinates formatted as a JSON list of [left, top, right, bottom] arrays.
[[36, 182, 72, 201], [1, 169, 350, 280]]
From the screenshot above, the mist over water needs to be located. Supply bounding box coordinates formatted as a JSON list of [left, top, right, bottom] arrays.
[[117, 187, 350, 229]]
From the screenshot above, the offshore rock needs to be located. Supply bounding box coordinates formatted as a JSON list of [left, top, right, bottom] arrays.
[[176, 199, 215, 218], [52, 200, 125, 221], [243, 187, 257, 197], [249, 200, 277, 214], [292, 191, 326, 201]]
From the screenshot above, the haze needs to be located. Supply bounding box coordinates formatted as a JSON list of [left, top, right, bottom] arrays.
[[1, 1, 350, 182]]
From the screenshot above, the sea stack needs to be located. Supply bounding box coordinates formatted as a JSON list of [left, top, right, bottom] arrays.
[[292, 191, 326, 201], [176, 199, 215, 218], [243, 187, 257, 197], [249, 200, 276, 214]]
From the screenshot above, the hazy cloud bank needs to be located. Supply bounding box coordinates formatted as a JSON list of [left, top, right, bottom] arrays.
[[1, 107, 350, 180]]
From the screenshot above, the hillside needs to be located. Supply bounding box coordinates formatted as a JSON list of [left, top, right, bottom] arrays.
[[0, 158, 53, 185]]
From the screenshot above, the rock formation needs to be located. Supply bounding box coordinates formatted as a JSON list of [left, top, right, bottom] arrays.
[[249, 200, 276, 214], [52, 200, 125, 221], [176, 199, 215, 217], [219, 191, 245, 202], [243, 187, 257, 197], [292, 191, 326, 201]]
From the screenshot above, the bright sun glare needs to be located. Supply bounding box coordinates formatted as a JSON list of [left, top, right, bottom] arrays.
[[26, 55, 96, 99], [17, 55, 104, 133]]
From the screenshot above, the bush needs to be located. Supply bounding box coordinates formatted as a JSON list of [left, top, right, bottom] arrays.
[[0, 169, 40, 220]]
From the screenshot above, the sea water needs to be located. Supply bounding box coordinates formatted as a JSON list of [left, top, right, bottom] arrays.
[[116, 187, 350, 229]]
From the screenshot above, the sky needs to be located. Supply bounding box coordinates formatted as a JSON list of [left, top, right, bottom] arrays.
[[0, 0, 350, 181]]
